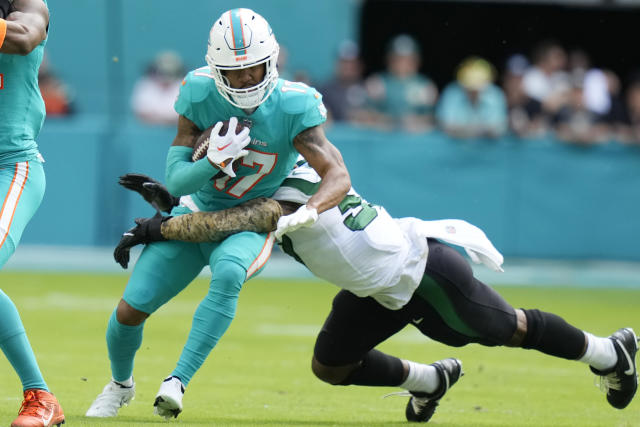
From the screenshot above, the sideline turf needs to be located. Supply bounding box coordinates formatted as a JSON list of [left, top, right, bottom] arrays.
[[0, 272, 638, 426]]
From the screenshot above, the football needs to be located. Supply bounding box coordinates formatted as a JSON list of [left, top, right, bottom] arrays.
[[191, 119, 248, 162]]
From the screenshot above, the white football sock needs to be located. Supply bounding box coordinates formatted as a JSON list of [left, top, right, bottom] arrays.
[[113, 376, 134, 387], [579, 332, 617, 371], [399, 360, 439, 394]]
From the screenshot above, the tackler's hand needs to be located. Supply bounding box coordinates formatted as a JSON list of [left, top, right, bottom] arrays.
[[118, 173, 179, 213], [207, 117, 251, 178], [113, 213, 169, 269], [274, 204, 318, 241]]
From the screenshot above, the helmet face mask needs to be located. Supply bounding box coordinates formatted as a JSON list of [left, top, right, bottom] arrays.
[[206, 8, 280, 109]]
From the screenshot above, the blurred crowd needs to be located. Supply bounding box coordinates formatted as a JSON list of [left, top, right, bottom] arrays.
[[40, 37, 640, 145], [317, 36, 640, 145]]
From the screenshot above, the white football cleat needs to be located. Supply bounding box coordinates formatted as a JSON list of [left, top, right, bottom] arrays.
[[154, 376, 185, 419], [85, 379, 135, 417]]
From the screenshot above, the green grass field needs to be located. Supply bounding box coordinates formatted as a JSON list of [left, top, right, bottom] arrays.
[[0, 272, 638, 426]]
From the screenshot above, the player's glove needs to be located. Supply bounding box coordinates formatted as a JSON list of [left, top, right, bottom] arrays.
[[207, 117, 251, 178], [114, 213, 170, 269], [274, 204, 318, 241], [118, 173, 179, 213]]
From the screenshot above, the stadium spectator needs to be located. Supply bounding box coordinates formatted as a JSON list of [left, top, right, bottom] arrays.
[[131, 50, 185, 125], [364, 34, 438, 132], [318, 40, 374, 126], [601, 70, 628, 132], [618, 80, 640, 143], [0, 1, 65, 426], [38, 53, 74, 116], [502, 54, 546, 138], [436, 56, 508, 139], [522, 40, 570, 118], [567, 48, 626, 128], [553, 73, 609, 145], [568, 49, 608, 116]]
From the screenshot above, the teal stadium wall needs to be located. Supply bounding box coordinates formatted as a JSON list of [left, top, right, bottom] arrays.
[[22, 120, 640, 261], [20, 1, 640, 261]]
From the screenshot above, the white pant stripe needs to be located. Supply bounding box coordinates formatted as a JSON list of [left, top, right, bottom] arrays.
[[246, 232, 275, 279], [0, 162, 29, 248]]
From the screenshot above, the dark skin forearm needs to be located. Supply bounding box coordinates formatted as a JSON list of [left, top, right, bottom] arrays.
[[0, 0, 48, 55], [171, 115, 202, 148], [160, 197, 284, 242], [293, 125, 350, 213]]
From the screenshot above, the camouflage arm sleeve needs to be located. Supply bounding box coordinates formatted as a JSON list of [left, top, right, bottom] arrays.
[[160, 198, 283, 243]]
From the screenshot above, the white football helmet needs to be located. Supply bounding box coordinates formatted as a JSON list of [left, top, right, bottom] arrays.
[[206, 8, 280, 109]]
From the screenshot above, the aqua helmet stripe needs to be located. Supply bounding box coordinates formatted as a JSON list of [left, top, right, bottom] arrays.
[[229, 9, 247, 57]]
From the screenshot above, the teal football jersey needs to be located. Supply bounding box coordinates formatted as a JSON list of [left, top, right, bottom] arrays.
[[174, 67, 327, 211], [0, 0, 48, 164]]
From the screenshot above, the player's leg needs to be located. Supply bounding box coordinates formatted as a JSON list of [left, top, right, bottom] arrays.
[[154, 231, 275, 419], [0, 161, 46, 387], [415, 239, 637, 409], [0, 161, 64, 427], [312, 290, 462, 422], [86, 240, 206, 417]]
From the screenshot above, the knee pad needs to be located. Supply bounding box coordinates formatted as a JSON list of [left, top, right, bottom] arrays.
[[311, 357, 353, 385], [210, 259, 246, 294], [204, 259, 247, 319]]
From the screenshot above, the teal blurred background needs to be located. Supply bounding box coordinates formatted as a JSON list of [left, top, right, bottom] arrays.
[[18, 0, 640, 263]]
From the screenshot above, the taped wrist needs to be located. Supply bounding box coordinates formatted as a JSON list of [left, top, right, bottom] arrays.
[[520, 309, 586, 360], [146, 215, 169, 242]]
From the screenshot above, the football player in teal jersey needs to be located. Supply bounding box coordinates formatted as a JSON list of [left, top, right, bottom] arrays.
[[86, 8, 350, 420], [0, 1, 65, 426]]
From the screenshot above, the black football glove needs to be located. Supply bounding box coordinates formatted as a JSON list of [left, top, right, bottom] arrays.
[[118, 173, 179, 214], [114, 213, 170, 269]]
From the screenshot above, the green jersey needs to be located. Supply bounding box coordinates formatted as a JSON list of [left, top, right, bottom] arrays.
[[173, 66, 327, 211], [0, 0, 48, 164]]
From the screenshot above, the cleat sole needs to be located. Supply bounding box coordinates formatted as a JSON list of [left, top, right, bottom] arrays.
[[154, 396, 182, 418]]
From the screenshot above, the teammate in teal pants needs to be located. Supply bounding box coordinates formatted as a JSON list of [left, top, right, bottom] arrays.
[[0, 1, 65, 426]]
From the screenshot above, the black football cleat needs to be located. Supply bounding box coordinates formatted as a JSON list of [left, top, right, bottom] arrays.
[[405, 358, 463, 422], [590, 327, 638, 409]]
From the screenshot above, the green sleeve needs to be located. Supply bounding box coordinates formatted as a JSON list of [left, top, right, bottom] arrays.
[[165, 146, 217, 196]]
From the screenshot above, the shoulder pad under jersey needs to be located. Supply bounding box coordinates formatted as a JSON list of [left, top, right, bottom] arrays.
[[277, 80, 324, 115], [181, 67, 217, 103]]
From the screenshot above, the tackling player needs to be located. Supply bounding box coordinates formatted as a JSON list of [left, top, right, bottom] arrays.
[[115, 163, 638, 423], [0, 1, 65, 426], [85, 8, 350, 420]]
